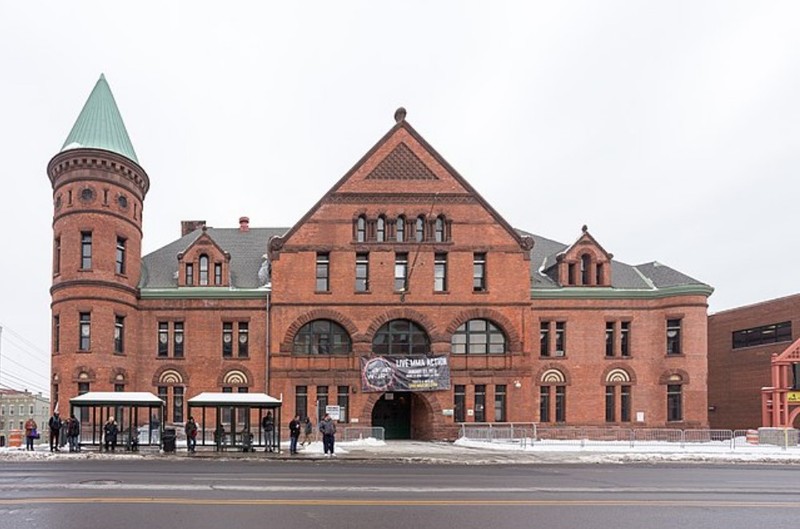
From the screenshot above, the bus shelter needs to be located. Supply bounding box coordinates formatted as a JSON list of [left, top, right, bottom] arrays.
[[70, 392, 165, 450], [187, 392, 282, 452]]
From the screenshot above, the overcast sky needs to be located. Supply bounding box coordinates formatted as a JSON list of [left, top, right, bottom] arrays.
[[1, 1, 799, 398]]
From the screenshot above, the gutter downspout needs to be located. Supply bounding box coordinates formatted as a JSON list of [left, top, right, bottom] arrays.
[[265, 288, 270, 395]]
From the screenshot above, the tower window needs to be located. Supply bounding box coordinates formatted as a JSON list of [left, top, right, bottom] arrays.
[[115, 237, 126, 275], [199, 255, 209, 285], [114, 315, 125, 354], [79, 312, 91, 351], [80, 232, 92, 270]]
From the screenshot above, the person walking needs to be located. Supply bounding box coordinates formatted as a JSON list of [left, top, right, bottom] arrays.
[[301, 416, 313, 447], [67, 414, 80, 452], [48, 411, 62, 452], [288, 415, 301, 455], [185, 416, 198, 454], [103, 417, 119, 452], [24, 417, 38, 451], [319, 413, 337, 457], [261, 411, 275, 452]]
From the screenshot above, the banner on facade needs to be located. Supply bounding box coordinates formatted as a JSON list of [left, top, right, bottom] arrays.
[[360, 355, 451, 393]]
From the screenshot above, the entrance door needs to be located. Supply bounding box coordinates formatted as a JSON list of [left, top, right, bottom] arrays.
[[371, 393, 411, 439]]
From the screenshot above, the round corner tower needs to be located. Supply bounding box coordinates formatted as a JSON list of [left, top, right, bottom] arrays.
[[47, 74, 149, 409]]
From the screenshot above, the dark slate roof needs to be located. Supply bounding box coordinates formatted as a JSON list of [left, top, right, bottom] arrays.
[[140, 228, 288, 289], [140, 225, 706, 292], [517, 230, 707, 290]]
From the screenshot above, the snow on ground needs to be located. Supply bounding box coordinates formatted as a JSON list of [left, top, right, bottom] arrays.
[[3, 437, 800, 464]]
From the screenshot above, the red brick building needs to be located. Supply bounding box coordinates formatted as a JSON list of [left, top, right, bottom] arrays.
[[708, 294, 800, 430], [48, 76, 713, 440]]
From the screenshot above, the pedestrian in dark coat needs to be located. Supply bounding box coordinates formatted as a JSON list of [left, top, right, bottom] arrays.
[[319, 414, 337, 456], [301, 417, 313, 446], [185, 416, 198, 453], [48, 412, 62, 452], [261, 412, 275, 452], [288, 415, 301, 455], [67, 414, 81, 452], [103, 417, 119, 452]]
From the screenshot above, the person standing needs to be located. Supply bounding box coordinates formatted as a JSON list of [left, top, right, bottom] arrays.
[[67, 414, 80, 452], [24, 417, 38, 451], [185, 416, 198, 454], [301, 416, 313, 447], [319, 413, 337, 457], [103, 417, 119, 452], [288, 415, 301, 455], [261, 411, 274, 452], [48, 411, 62, 452]]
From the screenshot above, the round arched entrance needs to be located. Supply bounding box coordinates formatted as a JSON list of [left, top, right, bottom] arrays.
[[370, 392, 434, 440]]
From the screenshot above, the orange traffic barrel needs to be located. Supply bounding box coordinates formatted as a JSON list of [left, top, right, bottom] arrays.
[[8, 430, 23, 448]]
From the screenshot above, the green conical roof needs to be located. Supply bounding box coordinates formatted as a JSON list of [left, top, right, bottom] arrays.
[[61, 74, 139, 164]]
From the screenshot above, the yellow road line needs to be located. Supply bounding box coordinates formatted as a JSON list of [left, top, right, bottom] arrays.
[[1, 498, 799, 508]]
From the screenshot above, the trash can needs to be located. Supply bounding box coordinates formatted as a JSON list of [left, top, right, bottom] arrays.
[[162, 428, 176, 453]]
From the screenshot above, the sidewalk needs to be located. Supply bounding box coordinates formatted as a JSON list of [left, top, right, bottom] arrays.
[[4, 438, 800, 464]]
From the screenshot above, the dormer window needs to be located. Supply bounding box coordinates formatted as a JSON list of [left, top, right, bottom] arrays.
[[199, 254, 209, 285], [185, 263, 194, 286], [581, 254, 592, 285]]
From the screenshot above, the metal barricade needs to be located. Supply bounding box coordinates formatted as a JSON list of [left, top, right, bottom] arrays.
[[343, 426, 385, 442]]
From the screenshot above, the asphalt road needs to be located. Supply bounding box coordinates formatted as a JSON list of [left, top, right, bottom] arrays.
[[1, 459, 799, 529]]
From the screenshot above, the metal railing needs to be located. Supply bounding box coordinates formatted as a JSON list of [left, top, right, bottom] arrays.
[[459, 424, 800, 451], [342, 426, 385, 442]]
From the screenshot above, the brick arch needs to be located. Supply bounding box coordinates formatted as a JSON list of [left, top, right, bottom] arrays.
[[658, 369, 690, 385], [601, 364, 638, 385], [365, 308, 440, 343], [72, 366, 96, 382], [216, 365, 254, 388], [281, 309, 360, 352], [445, 309, 522, 353], [359, 391, 443, 424], [108, 368, 128, 384], [151, 365, 189, 386], [535, 364, 572, 386]]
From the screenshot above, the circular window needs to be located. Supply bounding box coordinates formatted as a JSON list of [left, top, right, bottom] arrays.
[[118, 195, 128, 209], [223, 334, 232, 343], [80, 188, 95, 202]]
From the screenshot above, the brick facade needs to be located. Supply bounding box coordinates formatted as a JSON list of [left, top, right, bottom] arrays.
[[47, 90, 712, 440], [708, 294, 800, 430]]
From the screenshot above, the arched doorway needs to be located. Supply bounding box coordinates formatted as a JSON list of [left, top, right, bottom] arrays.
[[370, 392, 436, 440], [372, 393, 412, 439]]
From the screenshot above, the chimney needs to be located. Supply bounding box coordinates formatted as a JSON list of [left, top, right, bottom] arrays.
[[181, 220, 206, 237], [239, 216, 250, 232]]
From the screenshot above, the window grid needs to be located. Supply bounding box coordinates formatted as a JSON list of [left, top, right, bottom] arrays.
[[355, 253, 369, 292], [79, 312, 91, 351], [666, 319, 682, 355], [337, 386, 349, 423], [473, 253, 486, 292], [199, 255, 209, 285], [316, 252, 330, 292], [293, 320, 352, 355], [667, 384, 683, 421], [494, 385, 507, 422], [394, 253, 408, 292], [238, 322, 249, 358], [222, 322, 234, 357], [372, 319, 430, 355], [451, 319, 506, 354], [115, 237, 126, 275], [80, 232, 92, 270], [173, 322, 184, 358], [434, 253, 447, 292], [454, 385, 466, 422], [474, 385, 486, 423]]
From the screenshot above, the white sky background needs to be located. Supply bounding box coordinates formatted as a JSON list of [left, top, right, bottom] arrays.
[[1, 1, 799, 397]]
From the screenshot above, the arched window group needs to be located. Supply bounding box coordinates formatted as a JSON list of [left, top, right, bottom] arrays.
[[353, 214, 450, 243], [292, 317, 510, 357]]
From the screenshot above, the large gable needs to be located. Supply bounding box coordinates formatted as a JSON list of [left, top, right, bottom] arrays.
[[271, 108, 533, 254]]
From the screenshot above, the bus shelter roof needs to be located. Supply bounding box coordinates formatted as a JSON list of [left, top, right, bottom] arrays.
[[187, 392, 282, 407], [70, 391, 165, 407]]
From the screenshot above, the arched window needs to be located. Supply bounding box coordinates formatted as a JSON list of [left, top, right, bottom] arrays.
[[435, 216, 446, 242], [376, 216, 386, 242], [415, 216, 425, 242], [293, 320, 352, 355], [605, 368, 632, 423], [356, 216, 367, 242], [396, 216, 405, 242], [580, 254, 591, 285], [199, 254, 209, 286], [540, 369, 566, 423], [373, 319, 430, 355], [451, 319, 506, 354]]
